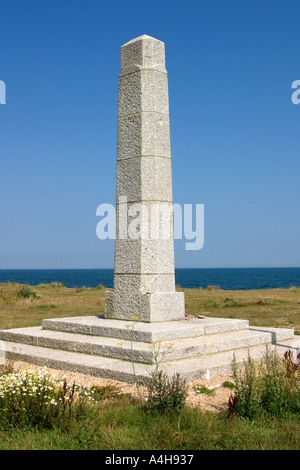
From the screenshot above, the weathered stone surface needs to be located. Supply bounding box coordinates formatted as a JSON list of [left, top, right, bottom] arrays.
[[106, 34, 184, 322], [117, 114, 171, 160], [0, 314, 296, 382], [0, 323, 295, 365], [118, 70, 169, 117], [120, 35, 166, 76], [114, 239, 174, 274], [0, 334, 297, 384], [113, 274, 175, 294], [105, 289, 184, 322], [116, 157, 172, 203], [41, 316, 250, 342]]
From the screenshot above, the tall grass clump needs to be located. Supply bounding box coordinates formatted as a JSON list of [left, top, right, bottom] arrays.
[[228, 347, 300, 419], [0, 367, 97, 430]]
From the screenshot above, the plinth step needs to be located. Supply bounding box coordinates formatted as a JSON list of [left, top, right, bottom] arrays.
[[42, 316, 250, 342], [0, 324, 294, 364], [0, 337, 298, 384]]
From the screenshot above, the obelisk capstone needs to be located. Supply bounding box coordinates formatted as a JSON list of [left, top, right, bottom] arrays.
[[105, 35, 185, 322]]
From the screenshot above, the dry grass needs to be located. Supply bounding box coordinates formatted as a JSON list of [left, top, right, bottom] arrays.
[[0, 283, 106, 330], [0, 282, 299, 334], [182, 286, 300, 334]]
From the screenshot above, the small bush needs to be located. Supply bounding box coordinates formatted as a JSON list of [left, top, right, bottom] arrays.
[[0, 284, 43, 303], [228, 347, 300, 419], [17, 285, 42, 300], [146, 370, 187, 414], [50, 282, 65, 288], [206, 285, 220, 290]]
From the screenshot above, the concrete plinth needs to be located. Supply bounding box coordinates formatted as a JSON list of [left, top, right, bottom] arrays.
[[0, 316, 297, 384]]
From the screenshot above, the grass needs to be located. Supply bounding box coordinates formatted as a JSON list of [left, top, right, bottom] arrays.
[[0, 282, 299, 334], [181, 285, 300, 334], [0, 282, 105, 330], [193, 385, 215, 396], [0, 282, 299, 450], [0, 399, 299, 450]]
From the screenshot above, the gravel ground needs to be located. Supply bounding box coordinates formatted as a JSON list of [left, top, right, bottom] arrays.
[[8, 361, 234, 413]]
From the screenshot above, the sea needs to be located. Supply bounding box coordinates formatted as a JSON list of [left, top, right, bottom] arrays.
[[0, 268, 300, 290]]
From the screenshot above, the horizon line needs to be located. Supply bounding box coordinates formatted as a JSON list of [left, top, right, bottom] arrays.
[[0, 267, 300, 270]]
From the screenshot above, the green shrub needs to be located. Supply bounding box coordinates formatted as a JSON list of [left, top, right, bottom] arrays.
[[17, 285, 42, 300], [146, 370, 187, 414], [230, 352, 262, 419], [229, 347, 300, 419]]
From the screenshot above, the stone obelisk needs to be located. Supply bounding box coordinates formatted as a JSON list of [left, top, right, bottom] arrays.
[[0, 36, 296, 386], [105, 35, 185, 322]]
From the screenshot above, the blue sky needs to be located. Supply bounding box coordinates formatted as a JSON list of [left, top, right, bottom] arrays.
[[0, 0, 299, 269]]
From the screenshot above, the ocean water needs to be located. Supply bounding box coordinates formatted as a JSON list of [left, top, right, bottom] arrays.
[[0, 268, 300, 290]]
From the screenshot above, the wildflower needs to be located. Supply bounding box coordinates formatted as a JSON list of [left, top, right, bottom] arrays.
[[0, 366, 98, 429]]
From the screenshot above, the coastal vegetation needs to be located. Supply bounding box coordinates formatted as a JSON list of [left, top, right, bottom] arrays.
[[0, 282, 299, 450]]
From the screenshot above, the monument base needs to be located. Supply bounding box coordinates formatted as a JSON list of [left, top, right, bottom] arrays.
[[105, 290, 185, 322], [0, 315, 298, 384]]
